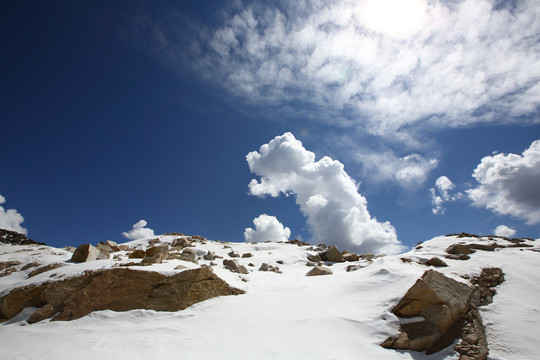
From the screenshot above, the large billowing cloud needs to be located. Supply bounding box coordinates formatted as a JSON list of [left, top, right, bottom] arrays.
[[244, 214, 291, 243], [493, 225, 516, 238], [132, 0, 540, 138], [0, 194, 27, 235], [467, 140, 540, 224], [122, 219, 156, 240], [246, 132, 403, 254]]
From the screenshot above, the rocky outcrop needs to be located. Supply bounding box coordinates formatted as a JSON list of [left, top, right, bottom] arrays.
[[306, 266, 333, 276], [382, 268, 505, 359], [27, 263, 65, 278], [142, 245, 169, 264], [0, 267, 244, 323], [128, 249, 146, 259], [71, 244, 109, 263], [0, 229, 45, 245]]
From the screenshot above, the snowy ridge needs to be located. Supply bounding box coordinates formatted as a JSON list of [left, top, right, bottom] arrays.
[[0, 233, 539, 360]]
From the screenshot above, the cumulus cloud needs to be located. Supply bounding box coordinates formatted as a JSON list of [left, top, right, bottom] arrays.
[[246, 132, 403, 254], [122, 219, 155, 240], [244, 214, 291, 243], [467, 140, 540, 224], [0, 194, 28, 235], [430, 176, 463, 215], [356, 151, 438, 189], [130, 0, 540, 139], [493, 225, 517, 238]]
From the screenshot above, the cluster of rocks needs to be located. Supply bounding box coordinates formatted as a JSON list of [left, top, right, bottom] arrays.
[[381, 267, 505, 359], [0, 228, 45, 246], [0, 266, 243, 323], [304, 246, 379, 274], [258, 263, 282, 274]]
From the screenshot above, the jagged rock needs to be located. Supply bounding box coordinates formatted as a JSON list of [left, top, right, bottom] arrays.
[[71, 244, 108, 263], [142, 245, 169, 264], [172, 238, 188, 248], [305, 266, 333, 276], [0, 267, 244, 323], [382, 270, 473, 353], [307, 254, 322, 262], [96, 242, 114, 256], [0, 228, 45, 245], [319, 247, 345, 262], [128, 250, 146, 259], [98, 241, 120, 252], [343, 253, 360, 262], [424, 257, 448, 267], [27, 263, 65, 278], [223, 259, 248, 274], [446, 244, 475, 255]]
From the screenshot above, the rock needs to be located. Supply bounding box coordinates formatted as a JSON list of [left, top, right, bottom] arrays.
[[203, 251, 216, 261], [346, 264, 362, 272], [27, 263, 65, 278], [102, 240, 120, 252], [142, 245, 169, 264], [62, 246, 76, 252], [319, 246, 345, 262], [71, 244, 108, 263], [276, 260, 284, 264], [242, 253, 252, 258], [223, 259, 248, 274], [383, 270, 473, 353], [0, 228, 46, 246], [174, 265, 188, 270], [305, 266, 333, 276], [259, 263, 270, 271], [172, 238, 188, 248], [96, 242, 114, 256], [286, 239, 310, 246], [306, 262, 316, 267], [424, 257, 448, 267], [118, 245, 129, 251], [128, 249, 146, 259], [307, 254, 322, 262], [228, 251, 240, 258], [446, 244, 475, 255], [343, 253, 360, 262], [445, 254, 471, 261], [469, 243, 500, 251], [0, 267, 244, 323], [360, 253, 376, 260]]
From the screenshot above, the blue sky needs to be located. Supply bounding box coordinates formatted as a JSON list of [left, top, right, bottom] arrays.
[[1, 0, 539, 252]]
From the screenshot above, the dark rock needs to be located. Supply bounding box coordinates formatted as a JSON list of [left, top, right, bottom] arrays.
[[446, 244, 475, 255], [142, 245, 169, 264], [27, 263, 65, 278], [228, 251, 240, 258], [128, 249, 146, 259], [307, 254, 322, 262], [424, 257, 448, 267], [445, 254, 471, 261], [203, 251, 216, 261], [242, 253, 252, 258], [0, 229, 45, 246], [172, 238, 189, 248], [319, 246, 345, 262], [259, 263, 270, 271], [343, 253, 360, 262], [286, 239, 310, 246], [346, 264, 362, 272], [223, 259, 248, 274], [469, 243, 500, 251]]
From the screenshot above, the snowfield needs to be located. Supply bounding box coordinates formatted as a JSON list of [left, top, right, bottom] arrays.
[[0, 233, 538, 360]]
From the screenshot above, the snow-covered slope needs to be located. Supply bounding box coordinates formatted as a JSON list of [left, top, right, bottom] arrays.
[[0, 233, 538, 360]]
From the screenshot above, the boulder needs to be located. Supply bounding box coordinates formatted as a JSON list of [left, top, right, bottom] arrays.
[[319, 247, 345, 262], [305, 266, 333, 276], [383, 270, 473, 353], [71, 244, 108, 263], [223, 259, 248, 274], [228, 251, 240, 258], [259, 263, 270, 271], [307, 254, 322, 262], [142, 245, 169, 264], [360, 253, 376, 260], [96, 242, 114, 256], [446, 244, 475, 255], [343, 253, 360, 262], [203, 251, 216, 261], [424, 257, 448, 267], [242, 253, 252, 258], [0, 267, 244, 323], [99, 240, 120, 252], [172, 238, 188, 248], [128, 249, 146, 259]]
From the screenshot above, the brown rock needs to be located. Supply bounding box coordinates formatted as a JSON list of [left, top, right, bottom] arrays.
[[305, 266, 333, 276], [228, 251, 240, 258], [27, 263, 65, 278], [242, 253, 252, 258], [319, 246, 345, 262], [128, 249, 146, 259], [343, 253, 360, 262], [307, 254, 322, 262], [0, 267, 243, 323], [424, 257, 448, 267], [446, 244, 475, 255], [71, 244, 108, 263], [223, 259, 248, 274]]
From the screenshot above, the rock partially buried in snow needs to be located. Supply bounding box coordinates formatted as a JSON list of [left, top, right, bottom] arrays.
[[319, 246, 345, 262], [223, 259, 248, 274], [305, 266, 333, 276], [71, 244, 108, 263], [424, 257, 448, 267]]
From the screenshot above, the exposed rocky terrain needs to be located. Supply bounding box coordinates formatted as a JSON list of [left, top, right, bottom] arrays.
[[0, 229, 538, 360]]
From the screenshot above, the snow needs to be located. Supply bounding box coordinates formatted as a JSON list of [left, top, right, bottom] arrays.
[[0, 234, 539, 360]]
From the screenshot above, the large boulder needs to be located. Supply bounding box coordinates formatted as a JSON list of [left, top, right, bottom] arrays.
[[71, 244, 108, 263], [142, 245, 169, 264], [319, 246, 345, 262], [0, 267, 244, 323], [382, 270, 472, 353]]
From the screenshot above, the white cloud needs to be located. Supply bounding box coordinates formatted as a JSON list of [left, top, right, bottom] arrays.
[[430, 176, 463, 215], [132, 0, 540, 139], [244, 214, 291, 243], [493, 225, 517, 238], [0, 194, 27, 235], [356, 151, 438, 189], [122, 219, 155, 240], [246, 132, 403, 254], [467, 139, 540, 225]]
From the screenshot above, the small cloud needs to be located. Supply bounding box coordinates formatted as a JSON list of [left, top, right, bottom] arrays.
[[122, 219, 155, 240], [493, 225, 517, 238], [244, 214, 291, 243], [430, 176, 463, 215], [0, 194, 27, 235], [246, 132, 403, 254], [467, 139, 540, 224]]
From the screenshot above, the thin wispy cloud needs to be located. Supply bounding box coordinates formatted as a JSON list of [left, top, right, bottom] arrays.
[[0, 194, 27, 235], [131, 0, 540, 140], [246, 132, 403, 254], [467, 139, 540, 225], [430, 176, 463, 215]]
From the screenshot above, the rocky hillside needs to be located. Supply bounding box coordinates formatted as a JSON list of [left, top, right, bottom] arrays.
[[0, 230, 538, 360]]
